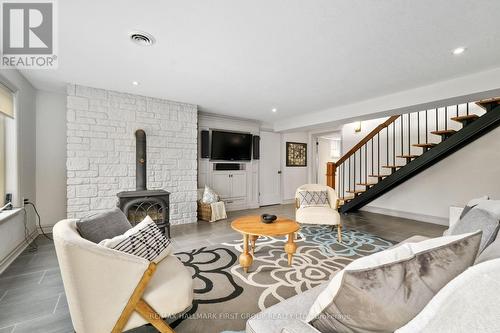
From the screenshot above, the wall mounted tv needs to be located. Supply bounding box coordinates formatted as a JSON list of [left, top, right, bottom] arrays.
[[211, 130, 252, 161]]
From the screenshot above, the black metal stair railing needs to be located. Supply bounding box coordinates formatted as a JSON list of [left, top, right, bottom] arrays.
[[326, 98, 499, 214]]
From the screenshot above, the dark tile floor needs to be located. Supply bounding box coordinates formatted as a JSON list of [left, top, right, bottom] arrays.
[[0, 204, 446, 332]]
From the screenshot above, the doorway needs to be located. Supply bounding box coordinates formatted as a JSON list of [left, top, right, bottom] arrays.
[[312, 131, 342, 185], [259, 131, 282, 206]]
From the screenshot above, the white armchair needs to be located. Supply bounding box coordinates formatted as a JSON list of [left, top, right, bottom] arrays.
[[53, 219, 193, 333], [295, 184, 342, 242]]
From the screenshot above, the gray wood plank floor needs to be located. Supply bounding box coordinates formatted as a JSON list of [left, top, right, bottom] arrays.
[[0, 204, 445, 332]]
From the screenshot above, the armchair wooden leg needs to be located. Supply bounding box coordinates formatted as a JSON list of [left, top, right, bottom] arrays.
[[337, 225, 342, 243], [112, 262, 176, 333], [136, 299, 175, 333]]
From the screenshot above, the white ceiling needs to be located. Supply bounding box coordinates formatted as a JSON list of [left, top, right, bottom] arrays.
[[21, 0, 500, 124]]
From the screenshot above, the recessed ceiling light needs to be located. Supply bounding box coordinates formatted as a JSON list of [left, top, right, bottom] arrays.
[[129, 31, 156, 46], [132, 81, 139, 86], [272, 108, 277, 113], [452, 47, 466, 55]]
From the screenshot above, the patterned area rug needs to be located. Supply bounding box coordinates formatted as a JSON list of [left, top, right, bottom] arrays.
[[171, 225, 395, 333]]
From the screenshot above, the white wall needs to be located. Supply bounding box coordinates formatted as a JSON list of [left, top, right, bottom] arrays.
[[281, 132, 309, 201], [339, 105, 497, 225], [274, 66, 500, 132], [36, 90, 67, 229], [0, 70, 37, 272]]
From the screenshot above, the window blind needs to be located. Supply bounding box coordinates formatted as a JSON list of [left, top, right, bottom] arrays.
[[0, 83, 14, 118]]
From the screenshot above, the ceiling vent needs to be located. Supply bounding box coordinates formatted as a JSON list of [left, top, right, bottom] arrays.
[[129, 31, 155, 46]]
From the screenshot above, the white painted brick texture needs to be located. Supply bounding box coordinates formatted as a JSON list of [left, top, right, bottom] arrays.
[[66, 84, 198, 224]]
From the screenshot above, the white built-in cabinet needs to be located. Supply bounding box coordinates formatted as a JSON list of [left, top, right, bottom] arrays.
[[230, 172, 247, 198], [211, 173, 232, 198], [211, 171, 247, 210], [198, 113, 260, 212], [212, 171, 247, 198]]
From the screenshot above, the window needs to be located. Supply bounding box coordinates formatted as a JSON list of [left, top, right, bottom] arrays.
[[0, 83, 14, 204]]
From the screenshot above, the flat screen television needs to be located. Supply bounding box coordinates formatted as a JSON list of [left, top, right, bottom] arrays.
[[211, 130, 252, 161]]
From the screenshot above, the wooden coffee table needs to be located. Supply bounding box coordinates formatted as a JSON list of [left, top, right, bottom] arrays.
[[231, 215, 300, 273]]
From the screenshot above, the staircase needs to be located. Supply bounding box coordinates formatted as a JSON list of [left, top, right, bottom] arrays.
[[326, 97, 500, 214]]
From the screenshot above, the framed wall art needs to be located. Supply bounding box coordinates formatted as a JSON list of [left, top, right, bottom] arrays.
[[286, 142, 307, 167]]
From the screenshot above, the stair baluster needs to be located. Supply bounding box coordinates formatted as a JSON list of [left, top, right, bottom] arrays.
[[445, 106, 448, 130], [326, 98, 498, 212], [425, 110, 428, 143]]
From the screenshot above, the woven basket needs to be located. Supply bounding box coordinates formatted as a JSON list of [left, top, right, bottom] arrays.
[[197, 200, 213, 222]]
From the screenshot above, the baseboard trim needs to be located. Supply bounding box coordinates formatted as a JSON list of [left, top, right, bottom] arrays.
[[360, 206, 448, 226], [281, 199, 295, 205], [0, 229, 39, 275]]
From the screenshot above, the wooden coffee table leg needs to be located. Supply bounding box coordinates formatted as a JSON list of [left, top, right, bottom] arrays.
[[250, 235, 259, 255], [239, 233, 253, 273], [284, 232, 298, 266]]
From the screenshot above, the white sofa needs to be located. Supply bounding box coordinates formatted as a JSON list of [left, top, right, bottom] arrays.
[[246, 207, 500, 333], [53, 219, 193, 333]]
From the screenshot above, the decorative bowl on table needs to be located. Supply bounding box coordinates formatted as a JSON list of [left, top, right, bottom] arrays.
[[261, 214, 277, 224]]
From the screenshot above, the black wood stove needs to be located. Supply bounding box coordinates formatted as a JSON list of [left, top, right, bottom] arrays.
[[117, 130, 170, 237]]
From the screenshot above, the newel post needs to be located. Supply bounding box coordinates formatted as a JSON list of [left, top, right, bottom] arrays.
[[326, 162, 336, 189]]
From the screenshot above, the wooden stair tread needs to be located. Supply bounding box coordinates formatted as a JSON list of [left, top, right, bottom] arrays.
[[346, 190, 365, 194], [413, 143, 437, 148], [397, 154, 419, 158], [451, 114, 479, 122], [382, 165, 404, 169], [430, 130, 457, 135], [339, 196, 355, 201], [476, 97, 500, 110], [369, 174, 388, 178], [356, 182, 377, 187]]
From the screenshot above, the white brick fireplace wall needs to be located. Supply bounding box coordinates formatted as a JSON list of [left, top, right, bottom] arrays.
[[66, 84, 198, 225]]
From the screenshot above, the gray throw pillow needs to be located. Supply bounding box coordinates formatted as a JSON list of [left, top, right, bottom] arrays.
[[447, 205, 500, 253], [76, 207, 132, 243], [475, 232, 500, 264], [306, 232, 482, 333], [460, 195, 489, 219], [443, 196, 490, 236]]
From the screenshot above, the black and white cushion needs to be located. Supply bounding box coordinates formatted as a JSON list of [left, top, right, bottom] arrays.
[[297, 190, 329, 208], [99, 216, 172, 263]]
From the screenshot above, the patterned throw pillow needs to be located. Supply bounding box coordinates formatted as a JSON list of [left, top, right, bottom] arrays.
[[297, 190, 329, 208], [202, 185, 219, 204], [99, 216, 172, 263]]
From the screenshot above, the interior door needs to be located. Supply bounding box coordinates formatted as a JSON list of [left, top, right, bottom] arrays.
[[259, 131, 282, 206]]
